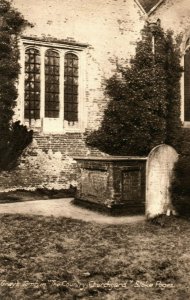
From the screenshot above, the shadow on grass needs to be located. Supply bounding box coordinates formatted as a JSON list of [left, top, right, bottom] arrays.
[[0, 187, 76, 203]]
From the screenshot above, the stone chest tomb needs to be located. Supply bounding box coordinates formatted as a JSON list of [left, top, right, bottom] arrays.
[[74, 156, 147, 215]]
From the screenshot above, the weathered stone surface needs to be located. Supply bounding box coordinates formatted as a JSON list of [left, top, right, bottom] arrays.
[[80, 169, 108, 202], [146, 144, 178, 218], [75, 156, 147, 214]]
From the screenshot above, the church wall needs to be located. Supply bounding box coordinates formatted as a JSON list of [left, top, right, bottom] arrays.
[[0, 0, 145, 191]]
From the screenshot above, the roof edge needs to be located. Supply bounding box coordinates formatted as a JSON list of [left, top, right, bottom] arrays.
[[147, 0, 165, 16], [134, 0, 147, 16]]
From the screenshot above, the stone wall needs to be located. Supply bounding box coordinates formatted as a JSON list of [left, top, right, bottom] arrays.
[[0, 133, 107, 192]]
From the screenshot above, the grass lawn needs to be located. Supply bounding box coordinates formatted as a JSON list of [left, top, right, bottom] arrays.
[[0, 214, 189, 299]]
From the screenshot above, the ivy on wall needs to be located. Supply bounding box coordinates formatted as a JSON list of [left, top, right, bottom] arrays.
[[86, 22, 183, 156], [0, 0, 33, 170]]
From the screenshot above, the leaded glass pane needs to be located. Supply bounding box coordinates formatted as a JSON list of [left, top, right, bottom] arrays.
[[45, 49, 60, 118], [64, 53, 79, 122], [24, 48, 41, 120]]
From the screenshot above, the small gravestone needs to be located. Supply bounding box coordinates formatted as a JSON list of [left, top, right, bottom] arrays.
[[146, 144, 178, 219]]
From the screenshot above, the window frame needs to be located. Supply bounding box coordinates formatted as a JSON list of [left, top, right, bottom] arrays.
[[18, 37, 87, 133]]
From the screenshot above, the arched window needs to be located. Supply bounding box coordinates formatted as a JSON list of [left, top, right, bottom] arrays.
[[24, 48, 40, 120], [64, 53, 79, 122], [45, 50, 60, 118], [184, 47, 190, 121]]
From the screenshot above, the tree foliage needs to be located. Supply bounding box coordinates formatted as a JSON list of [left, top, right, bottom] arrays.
[[0, 0, 33, 170], [86, 22, 183, 156]]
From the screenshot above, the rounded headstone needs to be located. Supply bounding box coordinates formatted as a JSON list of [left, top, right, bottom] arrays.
[[146, 144, 178, 218]]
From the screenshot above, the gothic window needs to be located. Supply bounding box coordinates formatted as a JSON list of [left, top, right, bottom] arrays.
[[45, 50, 60, 118], [64, 53, 79, 122], [24, 48, 40, 120], [184, 47, 190, 121]]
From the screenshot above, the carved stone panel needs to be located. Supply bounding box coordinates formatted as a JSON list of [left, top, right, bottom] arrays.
[[80, 169, 108, 202], [122, 169, 141, 201]]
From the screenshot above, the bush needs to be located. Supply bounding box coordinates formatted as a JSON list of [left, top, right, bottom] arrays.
[[0, 121, 33, 170], [86, 22, 182, 156]]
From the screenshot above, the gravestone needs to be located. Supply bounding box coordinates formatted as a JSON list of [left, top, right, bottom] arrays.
[[146, 144, 178, 218]]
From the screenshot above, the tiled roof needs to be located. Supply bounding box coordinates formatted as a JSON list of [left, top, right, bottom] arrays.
[[138, 0, 162, 13]]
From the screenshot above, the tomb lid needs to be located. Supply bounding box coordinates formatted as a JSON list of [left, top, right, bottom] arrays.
[[73, 156, 147, 161]]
